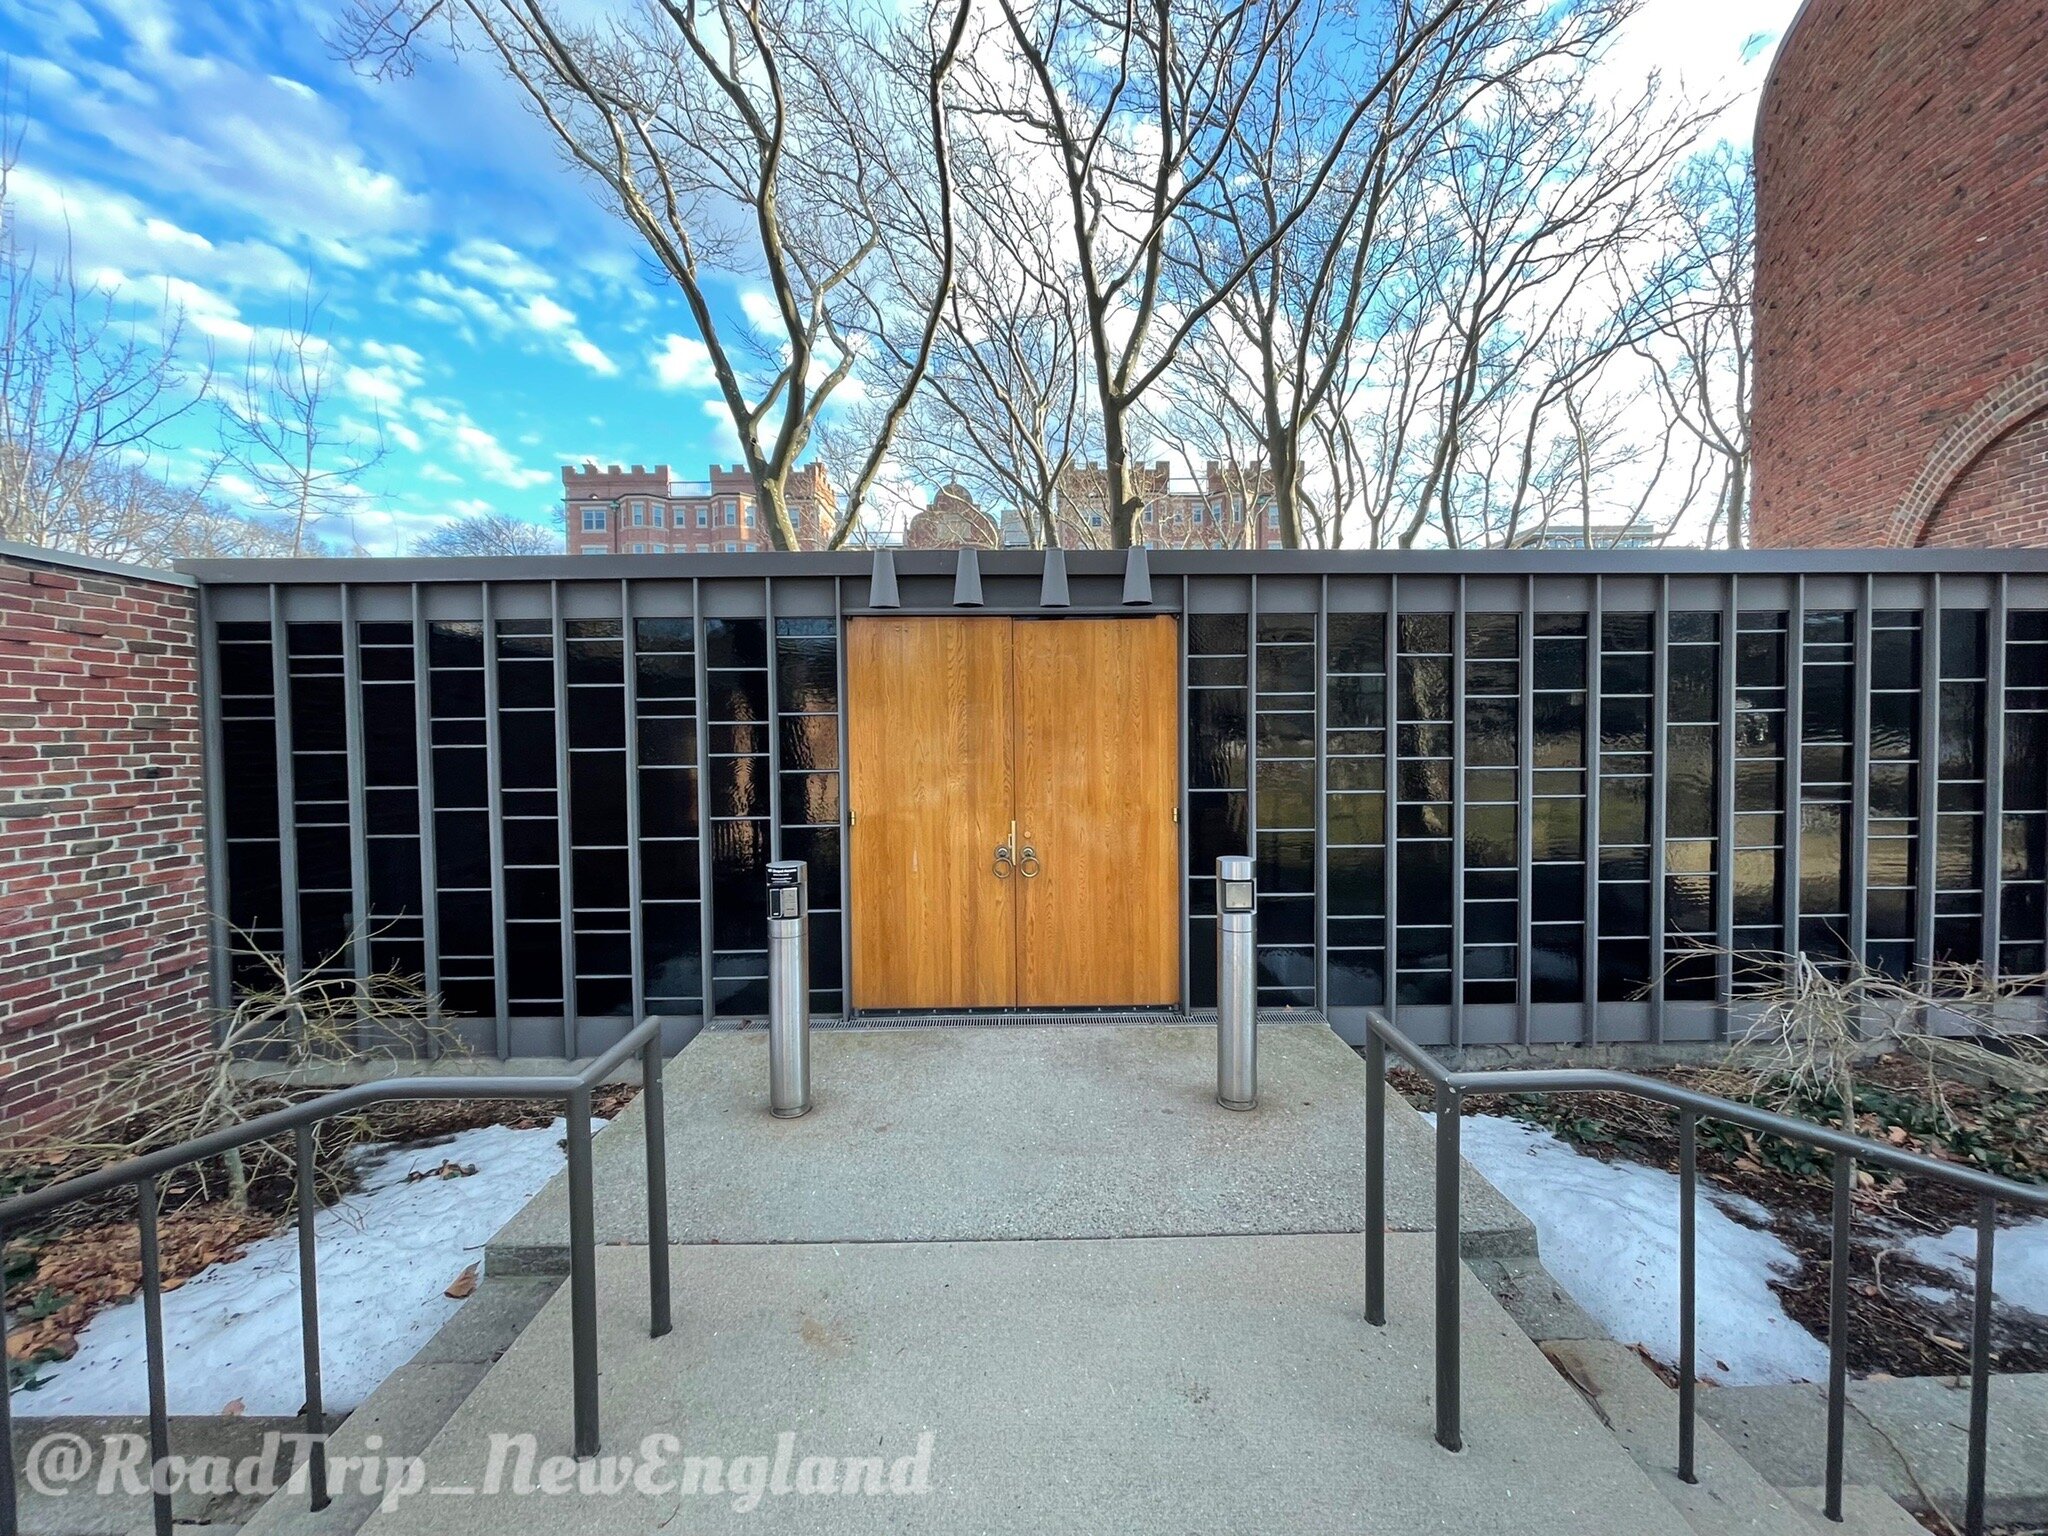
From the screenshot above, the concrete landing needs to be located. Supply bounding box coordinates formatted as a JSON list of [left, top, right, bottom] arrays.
[[357, 1236, 1693, 1536], [489, 1023, 1534, 1266]]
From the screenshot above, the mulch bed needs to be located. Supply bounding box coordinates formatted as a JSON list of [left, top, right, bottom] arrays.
[[5, 1084, 641, 1386], [1391, 1057, 2048, 1379]]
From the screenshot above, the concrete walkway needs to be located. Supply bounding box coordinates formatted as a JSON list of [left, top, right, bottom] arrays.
[[490, 1022, 1534, 1266], [322, 1023, 1739, 1535], [358, 1237, 1693, 1536]]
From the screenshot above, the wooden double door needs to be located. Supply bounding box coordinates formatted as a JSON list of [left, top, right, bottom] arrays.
[[846, 616, 1180, 1010]]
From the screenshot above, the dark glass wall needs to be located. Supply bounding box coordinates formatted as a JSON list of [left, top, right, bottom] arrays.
[[635, 618, 702, 1016], [706, 618, 771, 1015], [1186, 614, 1249, 1008], [201, 564, 2048, 1054], [776, 618, 843, 1016], [216, 620, 283, 992], [1324, 613, 1387, 1008], [1254, 613, 1316, 1007]]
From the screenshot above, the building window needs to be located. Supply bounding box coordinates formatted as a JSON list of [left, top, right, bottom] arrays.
[[725, 541, 738, 552], [582, 507, 606, 532], [631, 542, 646, 554], [725, 503, 738, 526], [696, 506, 708, 527], [581, 545, 605, 555], [652, 506, 664, 528]]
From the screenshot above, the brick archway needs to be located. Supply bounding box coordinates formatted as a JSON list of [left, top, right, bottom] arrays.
[[1887, 361, 2048, 547]]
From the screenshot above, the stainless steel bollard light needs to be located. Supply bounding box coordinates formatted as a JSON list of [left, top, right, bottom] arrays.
[[1216, 855, 1257, 1110], [766, 861, 811, 1117]]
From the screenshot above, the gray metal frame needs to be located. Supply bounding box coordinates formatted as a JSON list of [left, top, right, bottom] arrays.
[[183, 550, 2048, 1055]]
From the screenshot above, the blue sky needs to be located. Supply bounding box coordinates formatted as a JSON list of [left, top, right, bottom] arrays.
[[0, 0, 1800, 553]]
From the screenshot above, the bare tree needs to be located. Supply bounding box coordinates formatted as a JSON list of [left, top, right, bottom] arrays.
[[0, 142, 213, 559], [1636, 144, 1754, 548], [218, 289, 387, 556], [888, 134, 1097, 547], [413, 509, 562, 555], [975, 0, 1485, 547], [341, 0, 969, 551]]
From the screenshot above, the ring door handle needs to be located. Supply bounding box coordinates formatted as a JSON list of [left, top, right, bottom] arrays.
[[994, 843, 1014, 880], [1019, 846, 1040, 879]]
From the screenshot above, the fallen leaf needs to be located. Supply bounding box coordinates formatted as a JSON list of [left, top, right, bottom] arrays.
[[444, 1264, 478, 1300], [222, 1399, 245, 1417]]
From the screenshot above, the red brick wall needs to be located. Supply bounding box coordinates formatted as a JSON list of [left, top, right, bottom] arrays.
[[0, 544, 209, 1135], [1921, 410, 2048, 546], [1750, 0, 2048, 547]]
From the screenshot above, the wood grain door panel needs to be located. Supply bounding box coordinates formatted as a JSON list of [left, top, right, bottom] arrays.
[[846, 618, 1016, 1009], [1013, 617, 1180, 1006]]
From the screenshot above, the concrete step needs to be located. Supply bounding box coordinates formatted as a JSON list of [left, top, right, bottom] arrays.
[[1543, 1340, 1815, 1536], [349, 1234, 1699, 1536], [488, 1023, 1536, 1268], [237, 1277, 558, 1536], [1782, 1485, 1931, 1536]]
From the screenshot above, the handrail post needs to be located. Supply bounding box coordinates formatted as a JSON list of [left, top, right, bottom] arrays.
[[137, 1178, 173, 1536], [1434, 1082, 1463, 1454], [1966, 1196, 1996, 1536], [1825, 1154, 1853, 1522], [295, 1125, 330, 1510], [642, 1028, 673, 1339], [1365, 1026, 1386, 1327], [566, 1085, 600, 1457], [1678, 1111, 1698, 1485]]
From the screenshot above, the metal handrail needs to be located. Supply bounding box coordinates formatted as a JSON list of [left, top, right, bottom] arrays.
[[1362, 1008, 2048, 1536], [0, 1016, 674, 1536]]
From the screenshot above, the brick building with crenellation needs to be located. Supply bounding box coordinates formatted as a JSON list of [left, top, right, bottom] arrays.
[[563, 462, 838, 554]]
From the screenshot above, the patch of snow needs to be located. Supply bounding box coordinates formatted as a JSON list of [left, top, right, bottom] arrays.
[[1903, 1217, 2048, 1318], [17, 1119, 593, 1417], [1447, 1112, 1831, 1385]]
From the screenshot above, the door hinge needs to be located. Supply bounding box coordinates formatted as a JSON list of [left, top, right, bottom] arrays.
[[1172, 805, 1179, 824], [849, 809, 857, 828]]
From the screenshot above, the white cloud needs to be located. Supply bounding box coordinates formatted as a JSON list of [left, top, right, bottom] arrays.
[[566, 336, 618, 376], [450, 419, 552, 490], [737, 289, 783, 333], [650, 333, 717, 390], [522, 294, 575, 331], [449, 239, 555, 295]]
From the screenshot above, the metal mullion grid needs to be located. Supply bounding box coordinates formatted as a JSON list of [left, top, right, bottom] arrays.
[[551, 585, 578, 1056], [481, 584, 511, 1056], [1315, 577, 1328, 1013], [410, 591, 440, 1018], [1177, 578, 1190, 1013], [1984, 576, 2007, 979], [1717, 578, 1738, 1034], [1650, 576, 1669, 1043], [564, 611, 633, 1035], [1915, 575, 1941, 978], [342, 587, 370, 998], [836, 584, 854, 1020], [694, 585, 715, 1022], [1850, 580, 1873, 975], [1383, 575, 1399, 1028], [1248, 576, 1260, 867], [1584, 578, 1602, 1044], [1183, 605, 1249, 1010], [765, 578, 781, 861], [196, 585, 230, 1012], [268, 585, 303, 984], [1516, 582, 1533, 1044], [774, 611, 844, 1015], [622, 582, 645, 1025], [705, 613, 773, 1015], [1450, 577, 1466, 1047], [1784, 578, 1805, 982], [1253, 610, 1316, 1008]]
